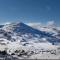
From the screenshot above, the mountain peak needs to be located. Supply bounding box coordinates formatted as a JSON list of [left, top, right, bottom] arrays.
[[0, 21, 60, 45], [2, 22, 51, 36]]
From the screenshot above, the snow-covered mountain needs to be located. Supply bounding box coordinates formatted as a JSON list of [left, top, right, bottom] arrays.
[[0, 22, 60, 59], [1, 22, 60, 44], [27, 22, 60, 39]]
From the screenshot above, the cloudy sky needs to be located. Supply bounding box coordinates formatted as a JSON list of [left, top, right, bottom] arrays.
[[0, 0, 60, 25]]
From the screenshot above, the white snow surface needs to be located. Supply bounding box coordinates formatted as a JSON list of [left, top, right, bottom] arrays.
[[0, 22, 60, 59]]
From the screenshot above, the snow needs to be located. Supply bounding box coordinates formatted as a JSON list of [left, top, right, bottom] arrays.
[[7, 42, 22, 54], [0, 37, 60, 59], [0, 22, 60, 59]]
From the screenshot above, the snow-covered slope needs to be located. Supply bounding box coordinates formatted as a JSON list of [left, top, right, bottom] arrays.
[[0, 22, 60, 59], [27, 22, 60, 39], [2, 22, 60, 44]]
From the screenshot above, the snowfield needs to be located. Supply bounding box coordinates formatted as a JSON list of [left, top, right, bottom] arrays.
[[0, 38, 60, 59], [0, 22, 60, 60]]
